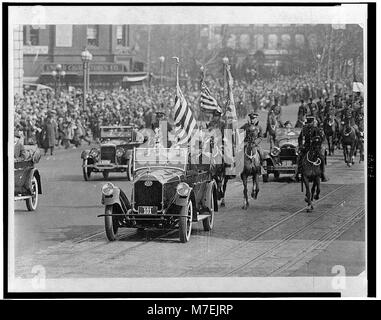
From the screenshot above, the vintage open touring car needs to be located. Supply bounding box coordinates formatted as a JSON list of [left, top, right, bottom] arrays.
[[262, 127, 301, 182], [81, 126, 144, 181], [98, 147, 218, 243], [14, 146, 42, 211]]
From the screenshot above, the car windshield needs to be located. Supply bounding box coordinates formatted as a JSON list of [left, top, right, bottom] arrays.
[[100, 126, 133, 139], [134, 147, 188, 171], [276, 128, 301, 146]]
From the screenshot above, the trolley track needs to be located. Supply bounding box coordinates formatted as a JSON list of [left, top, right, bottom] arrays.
[[179, 185, 346, 276]]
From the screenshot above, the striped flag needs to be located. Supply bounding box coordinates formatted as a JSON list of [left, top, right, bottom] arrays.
[[173, 83, 198, 145], [200, 81, 222, 114]]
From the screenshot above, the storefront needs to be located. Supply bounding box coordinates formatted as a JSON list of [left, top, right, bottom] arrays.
[[38, 62, 147, 90]]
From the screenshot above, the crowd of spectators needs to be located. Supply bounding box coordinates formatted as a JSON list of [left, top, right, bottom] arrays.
[[14, 72, 354, 154]]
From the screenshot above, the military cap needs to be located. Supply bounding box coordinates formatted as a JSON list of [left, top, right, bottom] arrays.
[[284, 120, 292, 127], [156, 110, 166, 116], [248, 112, 259, 119], [306, 116, 316, 124], [213, 109, 222, 116]]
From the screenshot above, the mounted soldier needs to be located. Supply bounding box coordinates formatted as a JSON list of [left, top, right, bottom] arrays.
[[307, 98, 319, 122], [240, 112, 265, 173], [295, 99, 308, 128], [293, 116, 328, 182]]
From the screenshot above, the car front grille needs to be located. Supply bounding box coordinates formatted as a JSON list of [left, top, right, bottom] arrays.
[[101, 146, 116, 163], [280, 146, 297, 160], [134, 180, 162, 210]]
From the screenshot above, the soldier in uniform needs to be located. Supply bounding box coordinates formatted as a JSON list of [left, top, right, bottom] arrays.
[[316, 97, 325, 124], [307, 98, 319, 122], [240, 112, 265, 173], [296, 99, 308, 127], [269, 98, 283, 127], [293, 116, 328, 182]]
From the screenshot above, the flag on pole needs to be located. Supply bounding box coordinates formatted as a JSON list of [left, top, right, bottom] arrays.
[[173, 82, 198, 145], [200, 80, 222, 114], [225, 64, 237, 122]]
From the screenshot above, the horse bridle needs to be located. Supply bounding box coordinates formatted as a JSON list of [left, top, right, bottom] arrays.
[[306, 150, 321, 166]]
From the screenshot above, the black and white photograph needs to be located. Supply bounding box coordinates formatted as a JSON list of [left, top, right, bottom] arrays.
[[3, 3, 374, 299]]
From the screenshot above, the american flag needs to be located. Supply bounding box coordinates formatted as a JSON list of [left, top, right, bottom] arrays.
[[200, 81, 222, 114], [173, 83, 198, 145]]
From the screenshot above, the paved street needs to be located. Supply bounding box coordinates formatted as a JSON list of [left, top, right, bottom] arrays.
[[12, 103, 365, 279]]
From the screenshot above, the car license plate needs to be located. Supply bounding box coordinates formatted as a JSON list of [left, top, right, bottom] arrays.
[[138, 206, 157, 215], [100, 160, 111, 164]]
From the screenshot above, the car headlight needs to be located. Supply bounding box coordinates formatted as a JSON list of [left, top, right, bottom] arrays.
[[176, 182, 190, 197], [90, 148, 99, 158], [116, 148, 125, 158], [102, 182, 115, 196], [270, 146, 280, 157]]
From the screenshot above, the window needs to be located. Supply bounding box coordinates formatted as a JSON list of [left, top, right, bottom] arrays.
[[281, 34, 291, 49], [23, 25, 40, 45], [295, 34, 305, 48], [253, 34, 264, 50], [268, 34, 278, 50], [116, 25, 126, 46], [87, 25, 99, 46]]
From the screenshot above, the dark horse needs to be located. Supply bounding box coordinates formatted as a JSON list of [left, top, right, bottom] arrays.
[[206, 136, 230, 207], [301, 136, 322, 212], [266, 112, 280, 149], [355, 114, 365, 163], [341, 119, 358, 167], [240, 137, 261, 210], [323, 113, 338, 156]]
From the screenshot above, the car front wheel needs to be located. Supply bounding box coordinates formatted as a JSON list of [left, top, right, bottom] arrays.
[[203, 189, 215, 231], [179, 199, 193, 243], [26, 176, 38, 211], [105, 205, 118, 241], [82, 159, 91, 181]]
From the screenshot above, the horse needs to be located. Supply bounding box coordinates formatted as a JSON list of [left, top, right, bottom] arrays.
[[354, 113, 364, 163], [341, 119, 358, 167], [240, 137, 262, 210], [266, 111, 280, 149], [204, 135, 230, 207], [323, 113, 338, 156], [300, 137, 322, 212]]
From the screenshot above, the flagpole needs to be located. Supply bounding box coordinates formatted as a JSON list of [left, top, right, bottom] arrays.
[[172, 56, 180, 89]]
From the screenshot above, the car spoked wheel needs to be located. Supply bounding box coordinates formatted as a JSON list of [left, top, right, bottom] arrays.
[[82, 159, 91, 181], [26, 176, 38, 211], [179, 199, 193, 243], [104, 205, 119, 241], [203, 190, 215, 231], [126, 157, 133, 181]]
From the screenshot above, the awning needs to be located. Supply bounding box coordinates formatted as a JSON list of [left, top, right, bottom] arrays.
[[122, 74, 148, 82]]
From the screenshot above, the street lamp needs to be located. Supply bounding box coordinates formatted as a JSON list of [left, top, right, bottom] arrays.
[[81, 48, 93, 111], [51, 64, 66, 98], [159, 56, 165, 86]]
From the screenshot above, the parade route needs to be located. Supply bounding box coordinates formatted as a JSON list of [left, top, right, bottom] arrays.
[[12, 105, 365, 280]]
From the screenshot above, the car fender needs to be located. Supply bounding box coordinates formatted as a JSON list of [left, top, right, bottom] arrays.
[[81, 150, 90, 160], [174, 187, 194, 207], [202, 180, 218, 212], [101, 187, 130, 214], [25, 168, 42, 194]]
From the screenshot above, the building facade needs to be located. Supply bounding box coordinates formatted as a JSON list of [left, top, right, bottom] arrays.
[[22, 24, 146, 90]]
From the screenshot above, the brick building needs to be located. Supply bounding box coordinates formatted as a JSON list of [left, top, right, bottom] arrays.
[[22, 24, 146, 90]]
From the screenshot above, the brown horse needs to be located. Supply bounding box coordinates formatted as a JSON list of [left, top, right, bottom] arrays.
[[341, 120, 358, 167], [323, 114, 338, 156], [300, 137, 322, 212], [240, 137, 261, 210]]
